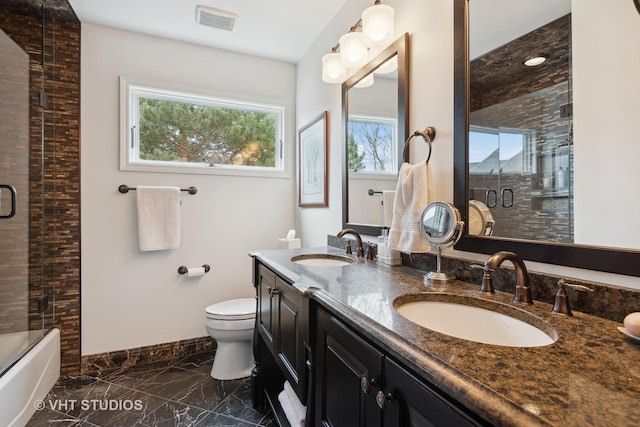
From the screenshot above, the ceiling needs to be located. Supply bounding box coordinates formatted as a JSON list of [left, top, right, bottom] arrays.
[[66, 0, 349, 63]]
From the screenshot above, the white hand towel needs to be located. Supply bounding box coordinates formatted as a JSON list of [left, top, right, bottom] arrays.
[[136, 186, 181, 252], [278, 389, 305, 427], [382, 190, 395, 227], [284, 381, 306, 422], [389, 162, 432, 253]]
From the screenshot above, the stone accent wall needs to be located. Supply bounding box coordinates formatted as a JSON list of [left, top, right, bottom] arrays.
[[0, 6, 81, 375]]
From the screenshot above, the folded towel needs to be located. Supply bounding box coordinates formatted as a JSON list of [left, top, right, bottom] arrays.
[[136, 186, 181, 252], [284, 381, 306, 422], [382, 190, 395, 227], [389, 162, 432, 253], [278, 389, 305, 427]]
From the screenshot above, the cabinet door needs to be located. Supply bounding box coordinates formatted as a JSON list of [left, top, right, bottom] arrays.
[[315, 308, 383, 427], [380, 357, 482, 427], [276, 277, 304, 395], [257, 264, 277, 349]]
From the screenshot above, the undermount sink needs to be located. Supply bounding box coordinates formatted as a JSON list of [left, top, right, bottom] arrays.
[[394, 293, 557, 347], [291, 254, 354, 267]]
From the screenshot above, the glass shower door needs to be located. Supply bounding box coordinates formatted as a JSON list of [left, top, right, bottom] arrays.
[[0, 29, 45, 377]]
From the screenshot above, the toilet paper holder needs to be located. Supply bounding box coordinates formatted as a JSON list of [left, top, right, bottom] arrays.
[[178, 264, 211, 275]]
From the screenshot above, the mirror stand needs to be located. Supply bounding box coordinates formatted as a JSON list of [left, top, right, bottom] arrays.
[[425, 246, 457, 284], [419, 201, 464, 285]]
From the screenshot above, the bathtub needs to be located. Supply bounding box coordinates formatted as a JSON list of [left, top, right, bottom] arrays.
[[0, 328, 60, 427]]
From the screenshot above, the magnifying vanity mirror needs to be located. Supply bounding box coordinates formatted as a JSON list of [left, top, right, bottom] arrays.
[[342, 33, 409, 237], [453, 0, 640, 277], [420, 202, 464, 283]]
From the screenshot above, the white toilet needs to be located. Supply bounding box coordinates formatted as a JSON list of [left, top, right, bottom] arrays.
[[204, 297, 256, 380]]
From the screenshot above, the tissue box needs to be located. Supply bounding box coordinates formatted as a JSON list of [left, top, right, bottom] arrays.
[[278, 238, 301, 249]]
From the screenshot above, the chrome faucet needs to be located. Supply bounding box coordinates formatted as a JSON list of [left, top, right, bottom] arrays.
[[483, 251, 533, 304], [337, 229, 364, 258]]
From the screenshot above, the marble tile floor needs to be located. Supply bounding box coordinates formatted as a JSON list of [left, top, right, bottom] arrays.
[[27, 352, 275, 426]]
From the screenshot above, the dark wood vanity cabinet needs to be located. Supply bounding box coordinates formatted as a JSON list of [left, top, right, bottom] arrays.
[[253, 257, 484, 426], [315, 307, 483, 427], [315, 307, 384, 426], [254, 261, 308, 409]]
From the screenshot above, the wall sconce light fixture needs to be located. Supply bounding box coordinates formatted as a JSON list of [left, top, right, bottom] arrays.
[[321, 0, 395, 84]]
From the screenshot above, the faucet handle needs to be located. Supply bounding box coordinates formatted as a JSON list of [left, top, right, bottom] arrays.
[[552, 279, 593, 316], [470, 263, 495, 293], [479, 266, 495, 294], [365, 244, 376, 260], [345, 241, 353, 255]]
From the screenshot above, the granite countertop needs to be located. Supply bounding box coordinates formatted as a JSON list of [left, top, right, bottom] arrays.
[[250, 246, 640, 427]]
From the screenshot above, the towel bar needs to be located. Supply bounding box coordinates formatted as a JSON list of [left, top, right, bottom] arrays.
[[118, 184, 197, 195]]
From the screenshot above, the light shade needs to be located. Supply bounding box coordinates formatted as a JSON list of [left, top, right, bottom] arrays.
[[354, 73, 374, 88], [339, 32, 369, 69], [322, 52, 347, 83], [361, 4, 394, 48]]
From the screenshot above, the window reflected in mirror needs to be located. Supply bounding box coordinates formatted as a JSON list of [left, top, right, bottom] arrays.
[[343, 34, 409, 237]]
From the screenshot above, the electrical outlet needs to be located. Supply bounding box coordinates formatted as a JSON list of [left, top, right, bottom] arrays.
[[560, 103, 573, 118]]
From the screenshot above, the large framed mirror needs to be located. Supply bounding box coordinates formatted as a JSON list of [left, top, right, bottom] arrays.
[[453, 0, 640, 277], [342, 33, 409, 237]]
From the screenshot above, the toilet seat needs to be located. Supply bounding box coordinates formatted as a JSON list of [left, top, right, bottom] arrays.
[[205, 297, 255, 321]]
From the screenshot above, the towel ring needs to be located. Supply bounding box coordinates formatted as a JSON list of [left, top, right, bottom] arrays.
[[402, 127, 436, 164]]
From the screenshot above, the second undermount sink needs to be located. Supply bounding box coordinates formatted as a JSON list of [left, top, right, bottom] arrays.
[[291, 254, 354, 267], [394, 293, 557, 347]]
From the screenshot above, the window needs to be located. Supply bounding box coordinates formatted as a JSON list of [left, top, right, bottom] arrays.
[[347, 115, 398, 174], [469, 125, 536, 174], [120, 78, 285, 176]]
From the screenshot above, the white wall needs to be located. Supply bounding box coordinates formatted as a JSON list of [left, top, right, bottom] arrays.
[[80, 24, 296, 355], [572, 0, 640, 248], [296, 0, 453, 246], [296, 0, 640, 290]]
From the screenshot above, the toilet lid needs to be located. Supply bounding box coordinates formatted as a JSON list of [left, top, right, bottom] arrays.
[[205, 297, 255, 320]]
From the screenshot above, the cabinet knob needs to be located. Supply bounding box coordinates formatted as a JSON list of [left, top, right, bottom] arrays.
[[375, 391, 395, 409], [360, 376, 377, 394]]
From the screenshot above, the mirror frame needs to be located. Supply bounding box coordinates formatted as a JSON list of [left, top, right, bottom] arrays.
[[342, 33, 410, 237], [452, 0, 640, 277]]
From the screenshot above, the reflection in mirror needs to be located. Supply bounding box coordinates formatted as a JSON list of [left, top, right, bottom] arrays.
[[453, 0, 640, 276], [420, 202, 464, 283], [468, 0, 572, 244], [342, 33, 409, 237]]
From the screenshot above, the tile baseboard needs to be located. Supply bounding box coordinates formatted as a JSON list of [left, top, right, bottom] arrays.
[[81, 336, 215, 375]]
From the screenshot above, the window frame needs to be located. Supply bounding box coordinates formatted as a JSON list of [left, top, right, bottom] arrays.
[[120, 77, 288, 177], [347, 113, 399, 178]]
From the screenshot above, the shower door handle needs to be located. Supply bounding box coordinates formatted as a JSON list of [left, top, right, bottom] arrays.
[[501, 188, 514, 208], [485, 189, 498, 208], [0, 184, 17, 219]]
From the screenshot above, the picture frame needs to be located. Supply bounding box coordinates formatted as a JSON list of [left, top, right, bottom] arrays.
[[298, 111, 329, 207]]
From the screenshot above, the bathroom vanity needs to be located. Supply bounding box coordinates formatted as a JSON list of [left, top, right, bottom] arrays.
[[251, 247, 640, 427]]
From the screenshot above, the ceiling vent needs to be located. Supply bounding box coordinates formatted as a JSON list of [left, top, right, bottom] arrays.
[[196, 5, 237, 32]]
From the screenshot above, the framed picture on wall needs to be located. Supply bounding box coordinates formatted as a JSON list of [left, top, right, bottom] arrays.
[[298, 111, 329, 207]]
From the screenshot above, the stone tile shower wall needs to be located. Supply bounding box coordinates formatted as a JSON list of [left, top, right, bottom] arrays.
[[0, 5, 81, 375]]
